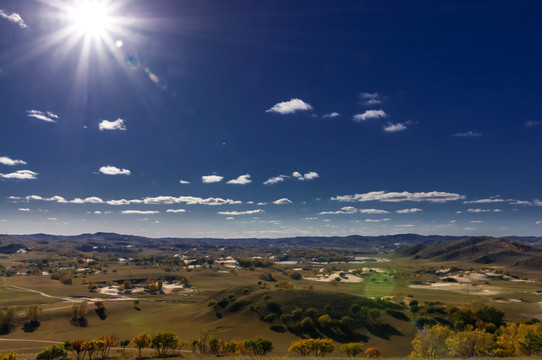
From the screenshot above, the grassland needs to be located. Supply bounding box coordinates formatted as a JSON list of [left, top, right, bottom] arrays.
[[0, 234, 541, 358]]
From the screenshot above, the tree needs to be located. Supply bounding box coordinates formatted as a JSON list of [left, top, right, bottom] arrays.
[[123, 280, 133, 290], [318, 314, 332, 328], [0, 352, 17, 360], [67, 340, 84, 360], [520, 329, 542, 355], [151, 331, 179, 357], [243, 337, 273, 355], [98, 333, 119, 359], [81, 339, 105, 360], [365, 347, 381, 358], [313, 339, 335, 357], [410, 324, 452, 358], [132, 332, 151, 358], [197, 328, 210, 354], [120, 340, 130, 353], [26, 304, 42, 324], [288, 339, 313, 356], [476, 305, 505, 327], [340, 343, 364, 358], [72, 302, 88, 323], [446, 327, 494, 357], [36, 345, 67, 360], [209, 336, 222, 355]]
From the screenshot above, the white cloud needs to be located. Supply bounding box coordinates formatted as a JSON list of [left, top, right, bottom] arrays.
[[464, 198, 506, 204], [352, 110, 387, 121], [292, 171, 319, 181], [70, 197, 104, 204], [143, 195, 242, 206], [319, 206, 358, 215], [47, 218, 57, 221], [536, 220, 542, 225], [266, 98, 313, 114], [26, 110, 59, 123], [94, 211, 102, 214], [179, 180, 190, 184], [467, 208, 502, 213], [322, 112, 340, 119], [121, 210, 159, 214], [365, 218, 391, 222], [227, 174, 252, 185], [273, 198, 292, 205], [18, 208, 30, 211], [360, 208, 389, 214], [464, 227, 476, 231], [99, 118, 126, 131], [0, 156, 27, 166], [396, 208, 423, 214], [451, 131, 482, 137], [383, 122, 407, 133], [257, 202, 267, 206], [332, 191, 465, 203], [106, 199, 142, 205], [166, 209, 186, 213], [0, 170, 38, 180], [359, 92, 384, 106], [99, 166, 131, 175], [0, 10, 26, 28], [202, 175, 223, 183], [263, 175, 288, 185], [218, 209, 265, 216]]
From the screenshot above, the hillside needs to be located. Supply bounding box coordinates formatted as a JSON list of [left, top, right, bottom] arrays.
[[396, 236, 542, 265]]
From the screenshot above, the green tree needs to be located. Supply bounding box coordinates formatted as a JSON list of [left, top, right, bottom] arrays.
[[340, 343, 364, 358], [151, 332, 178, 357], [36, 345, 67, 360], [243, 337, 273, 355], [132, 332, 151, 358], [209, 336, 222, 355]]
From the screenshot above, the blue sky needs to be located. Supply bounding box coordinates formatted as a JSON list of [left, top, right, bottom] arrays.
[[1, 0, 541, 238]]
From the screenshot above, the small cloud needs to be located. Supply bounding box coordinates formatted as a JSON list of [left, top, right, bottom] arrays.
[[0, 10, 27, 28], [217, 209, 265, 216], [99, 166, 131, 175], [0, 156, 27, 166], [365, 218, 391, 222], [257, 202, 267, 206], [332, 190, 465, 203], [121, 210, 159, 214], [464, 227, 476, 231], [0, 170, 38, 180], [360, 209, 389, 214], [143, 195, 241, 206], [273, 198, 292, 205], [525, 121, 542, 128], [536, 220, 542, 225], [106, 199, 142, 205], [359, 92, 384, 106], [353, 110, 387, 122], [227, 174, 252, 185], [471, 220, 483, 223], [383, 122, 407, 133], [322, 112, 340, 119], [451, 131, 482, 137], [202, 175, 223, 183], [166, 209, 186, 213], [47, 218, 57, 221], [464, 198, 506, 204], [292, 171, 319, 181], [396, 208, 423, 214], [18, 208, 30, 211], [179, 180, 190, 184], [266, 98, 313, 115], [263, 175, 288, 185], [99, 118, 126, 131], [27, 110, 59, 123], [319, 206, 358, 215]]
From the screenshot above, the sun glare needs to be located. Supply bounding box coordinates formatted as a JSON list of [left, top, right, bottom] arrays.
[[69, 0, 111, 37]]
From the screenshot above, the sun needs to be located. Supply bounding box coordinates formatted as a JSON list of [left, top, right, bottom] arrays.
[[68, 0, 112, 38]]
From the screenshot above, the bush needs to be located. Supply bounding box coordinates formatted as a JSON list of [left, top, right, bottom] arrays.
[[340, 343, 364, 358], [243, 337, 273, 355], [36, 345, 67, 360], [365, 347, 381, 358]]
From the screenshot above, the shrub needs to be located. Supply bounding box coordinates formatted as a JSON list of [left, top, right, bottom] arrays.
[[365, 347, 381, 358], [340, 343, 363, 358], [36, 345, 67, 360]]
